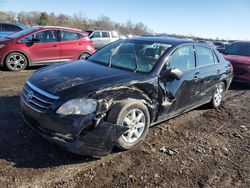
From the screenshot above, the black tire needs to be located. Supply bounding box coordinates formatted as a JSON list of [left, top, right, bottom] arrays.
[[78, 52, 91, 60], [107, 100, 150, 150], [210, 82, 225, 108], [5, 52, 28, 71]]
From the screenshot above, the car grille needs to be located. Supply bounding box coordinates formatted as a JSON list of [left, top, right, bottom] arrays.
[[21, 81, 59, 113]]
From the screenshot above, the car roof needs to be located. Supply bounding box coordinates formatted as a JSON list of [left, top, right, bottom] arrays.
[[128, 36, 195, 45], [85, 29, 115, 33], [233, 41, 250, 44], [33, 26, 83, 32]]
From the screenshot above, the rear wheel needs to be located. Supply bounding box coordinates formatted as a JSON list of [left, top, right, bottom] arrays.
[[107, 100, 150, 150], [78, 52, 91, 60], [210, 82, 225, 108], [5, 52, 28, 71]]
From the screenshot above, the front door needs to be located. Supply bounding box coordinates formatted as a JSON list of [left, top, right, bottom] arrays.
[[25, 29, 60, 63], [158, 45, 199, 121]]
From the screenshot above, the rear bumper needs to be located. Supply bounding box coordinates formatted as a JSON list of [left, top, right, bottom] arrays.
[[21, 98, 128, 156]]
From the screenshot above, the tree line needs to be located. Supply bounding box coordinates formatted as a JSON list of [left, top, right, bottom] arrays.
[[0, 11, 152, 35]]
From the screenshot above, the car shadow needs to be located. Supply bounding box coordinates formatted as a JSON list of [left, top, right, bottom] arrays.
[[0, 95, 98, 169], [229, 81, 250, 90], [0, 65, 45, 72]]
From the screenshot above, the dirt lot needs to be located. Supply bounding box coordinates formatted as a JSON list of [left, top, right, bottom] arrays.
[[0, 68, 249, 188]]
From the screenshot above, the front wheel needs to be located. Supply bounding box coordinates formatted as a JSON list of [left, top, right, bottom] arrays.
[[107, 100, 150, 150], [210, 82, 225, 108], [5, 52, 28, 71]]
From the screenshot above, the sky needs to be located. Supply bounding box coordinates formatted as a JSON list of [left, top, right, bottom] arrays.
[[1, 0, 250, 40]]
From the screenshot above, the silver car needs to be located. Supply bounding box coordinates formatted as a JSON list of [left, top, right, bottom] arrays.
[[85, 30, 119, 49]]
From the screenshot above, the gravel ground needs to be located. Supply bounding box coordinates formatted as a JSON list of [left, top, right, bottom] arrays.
[[0, 68, 249, 188]]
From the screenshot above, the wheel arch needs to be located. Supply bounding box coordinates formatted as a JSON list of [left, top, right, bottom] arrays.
[[78, 51, 92, 60], [95, 90, 157, 125], [3, 50, 30, 67]]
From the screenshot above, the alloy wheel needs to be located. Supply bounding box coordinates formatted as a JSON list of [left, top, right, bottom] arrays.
[[7, 54, 26, 71], [121, 109, 146, 143], [214, 83, 224, 106]]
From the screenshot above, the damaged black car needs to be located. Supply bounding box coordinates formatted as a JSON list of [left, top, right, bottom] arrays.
[[20, 37, 233, 156]]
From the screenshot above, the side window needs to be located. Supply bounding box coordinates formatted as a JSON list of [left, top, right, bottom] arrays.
[[196, 46, 215, 66], [20, 35, 33, 43], [61, 31, 79, 41], [92, 32, 101, 38], [168, 46, 195, 72], [34, 30, 58, 43], [102, 32, 110, 38]]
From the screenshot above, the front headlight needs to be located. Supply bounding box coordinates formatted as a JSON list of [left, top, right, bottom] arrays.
[[0, 44, 5, 49], [56, 98, 97, 115]]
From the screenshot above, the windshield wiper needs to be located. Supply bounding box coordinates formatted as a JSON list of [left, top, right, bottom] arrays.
[[108, 43, 123, 67]]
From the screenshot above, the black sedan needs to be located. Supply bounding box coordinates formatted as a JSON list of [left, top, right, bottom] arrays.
[[20, 37, 233, 156]]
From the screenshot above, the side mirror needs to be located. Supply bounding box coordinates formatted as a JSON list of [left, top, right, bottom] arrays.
[[30, 38, 41, 43], [169, 68, 182, 80], [160, 68, 182, 81]]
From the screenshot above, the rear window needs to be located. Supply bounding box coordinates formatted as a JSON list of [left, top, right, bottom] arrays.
[[196, 46, 215, 66], [1, 24, 22, 32], [61, 31, 80, 41], [102, 32, 110, 38], [224, 43, 250, 56]]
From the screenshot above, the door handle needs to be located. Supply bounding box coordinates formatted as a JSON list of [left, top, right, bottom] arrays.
[[193, 75, 199, 80], [78, 43, 83, 45], [52, 45, 58, 47], [193, 72, 199, 81]]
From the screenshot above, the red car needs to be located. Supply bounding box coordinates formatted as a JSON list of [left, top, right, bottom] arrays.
[[223, 41, 250, 83], [0, 26, 95, 71]]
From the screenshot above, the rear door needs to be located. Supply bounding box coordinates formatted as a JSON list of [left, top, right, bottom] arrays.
[[21, 29, 60, 63], [158, 45, 200, 120], [59, 30, 84, 60], [194, 45, 221, 102]]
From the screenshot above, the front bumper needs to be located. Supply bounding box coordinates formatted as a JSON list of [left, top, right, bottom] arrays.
[[21, 98, 128, 156]]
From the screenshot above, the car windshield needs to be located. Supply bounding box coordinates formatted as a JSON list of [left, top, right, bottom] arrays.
[[224, 43, 250, 56], [5, 27, 40, 39], [88, 39, 172, 73]]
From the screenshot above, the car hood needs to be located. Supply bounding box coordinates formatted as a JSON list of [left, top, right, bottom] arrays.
[[223, 54, 250, 65], [28, 61, 142, 99]]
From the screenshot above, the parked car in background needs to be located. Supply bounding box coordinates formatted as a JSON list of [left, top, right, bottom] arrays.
[[0, 22, 29, 38], [223, 41, 250, 83], [0, 26, 95, 71], [216, 43, 231, 53], [20, 37, 233, 156], [213, 41, 231, 53], [85, 30, 119, 49]]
